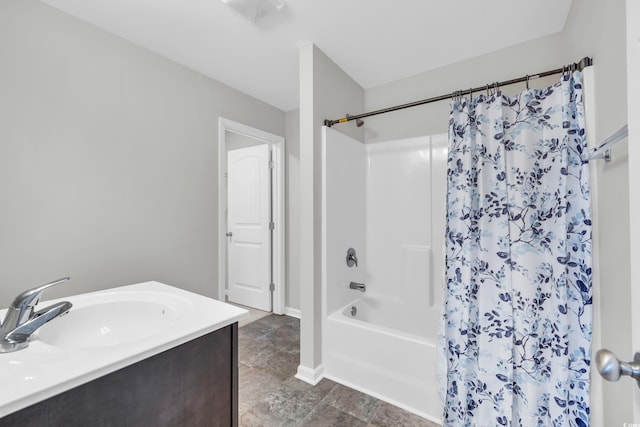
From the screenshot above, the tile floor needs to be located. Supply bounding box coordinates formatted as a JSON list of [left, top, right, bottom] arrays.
[[238, 314, 440, 426], [226, 300, 271, 327]]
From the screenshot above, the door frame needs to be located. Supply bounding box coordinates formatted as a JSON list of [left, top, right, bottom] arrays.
[[218, 117, 286, 314], [627, 0, 640, 419]]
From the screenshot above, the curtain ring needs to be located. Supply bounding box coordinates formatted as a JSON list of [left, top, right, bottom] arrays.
[[493, 81, 499, 94], [486, 84, 490, 97], [468, 88, 473, 101], [526, 74, 530, 90]]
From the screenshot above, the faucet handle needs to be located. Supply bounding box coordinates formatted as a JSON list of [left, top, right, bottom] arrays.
[[346, 248, 358, 268], [10, 277, 70, 311]]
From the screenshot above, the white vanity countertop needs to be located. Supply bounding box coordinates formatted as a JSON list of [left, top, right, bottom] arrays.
[[0, 281, 248, 418]]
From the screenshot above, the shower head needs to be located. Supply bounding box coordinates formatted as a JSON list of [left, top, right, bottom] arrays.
[[345, 114, 365, 127]]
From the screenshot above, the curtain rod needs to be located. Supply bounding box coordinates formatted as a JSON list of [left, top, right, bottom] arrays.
[[324, 56, 593, 128]]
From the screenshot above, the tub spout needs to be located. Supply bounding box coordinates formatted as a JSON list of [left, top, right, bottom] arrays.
[[349, 282, 366, 292]]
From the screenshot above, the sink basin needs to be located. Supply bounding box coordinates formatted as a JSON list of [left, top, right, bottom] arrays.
[[38, 299, 177, 348]]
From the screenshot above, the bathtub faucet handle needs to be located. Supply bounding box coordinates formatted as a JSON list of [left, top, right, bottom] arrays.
[[346, 248, 358, 268]]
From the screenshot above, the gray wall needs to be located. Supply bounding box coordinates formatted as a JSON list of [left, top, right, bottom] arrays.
[[0, 0, 285, 304], [226, 132, 264, 151], [299, 44, 364, 375], [285, 109, 300, 311], [363, 0, 630, 424], [364, 33, 568, 141]]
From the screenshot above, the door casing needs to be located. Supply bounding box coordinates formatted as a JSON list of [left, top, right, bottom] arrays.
[[218, 117, 286, 314]]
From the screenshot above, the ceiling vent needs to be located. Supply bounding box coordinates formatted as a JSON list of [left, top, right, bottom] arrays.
[[221, 0, 286, 23]]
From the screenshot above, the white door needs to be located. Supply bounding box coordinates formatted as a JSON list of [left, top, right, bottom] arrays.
[[227, 144, 272, 311]]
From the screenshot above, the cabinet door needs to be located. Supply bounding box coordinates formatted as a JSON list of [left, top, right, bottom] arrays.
[[0, 325, 238, 427]]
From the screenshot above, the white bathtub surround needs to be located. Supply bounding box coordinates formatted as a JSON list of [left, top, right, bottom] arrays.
[[322, 127, 367, 316], [0, 281, 248, 418], [322, 128, 447, 422]]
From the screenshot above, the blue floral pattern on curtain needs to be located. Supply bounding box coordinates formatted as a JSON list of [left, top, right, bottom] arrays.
[[439, 72, 592, 427]]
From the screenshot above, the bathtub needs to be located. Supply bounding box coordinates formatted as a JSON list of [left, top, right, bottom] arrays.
[[323, 296, 442, 423]]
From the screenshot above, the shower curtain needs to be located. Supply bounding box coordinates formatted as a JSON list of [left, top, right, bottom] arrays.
[[439, 72, 592, 427]]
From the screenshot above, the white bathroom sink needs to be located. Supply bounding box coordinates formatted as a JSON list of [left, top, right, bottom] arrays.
[[37, 299, 178, 348], [0, 281, 248, 418]]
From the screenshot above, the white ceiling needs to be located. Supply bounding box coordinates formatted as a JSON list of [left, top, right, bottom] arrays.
[[40, 0, 573, 112]]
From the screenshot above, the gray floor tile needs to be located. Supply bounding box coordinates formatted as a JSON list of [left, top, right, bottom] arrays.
[[264, 323, 300, 351], [240, 410, 289, 427], [238, 366, 282, 415], [227, 301, 271, 327], [238, 317, 278, 340], [254, 313, 298, 330], [369, 401, 440, 427], [246, 382, 322, 425], [254, 349, 300, 381], [283, 377, 338, 402], [238, 315, 438, 427], [298, 402, 368, 427], [322, 383, 381, 423], [239, 333, 279, 367]]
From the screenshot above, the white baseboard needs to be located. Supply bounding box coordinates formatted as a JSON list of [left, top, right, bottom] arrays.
[[295, 364, 324, 385], [284, 307, 301, 319]]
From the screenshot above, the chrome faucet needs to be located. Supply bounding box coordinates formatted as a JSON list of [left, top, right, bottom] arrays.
[[0, 277, 73, 353], [349, 281, 366, 292]]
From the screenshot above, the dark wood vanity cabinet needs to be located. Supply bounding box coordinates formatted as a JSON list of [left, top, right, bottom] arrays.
[[0, 323, 239, 427]]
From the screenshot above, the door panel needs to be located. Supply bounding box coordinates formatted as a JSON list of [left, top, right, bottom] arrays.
[[227, 144, 271, 311]]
